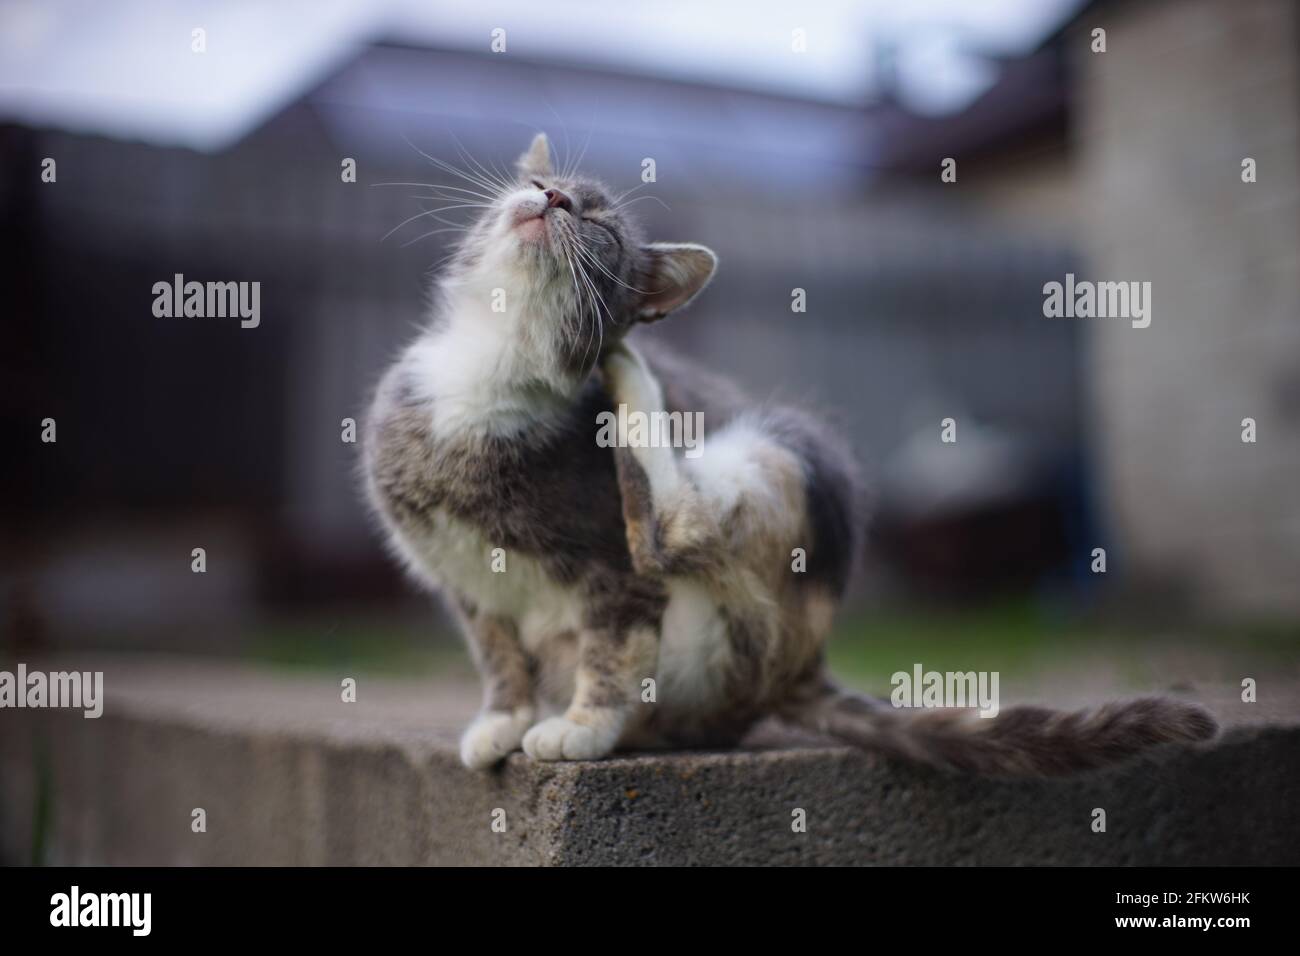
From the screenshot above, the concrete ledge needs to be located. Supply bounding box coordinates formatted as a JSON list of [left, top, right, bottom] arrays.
[[2, 656, 1297, 865]]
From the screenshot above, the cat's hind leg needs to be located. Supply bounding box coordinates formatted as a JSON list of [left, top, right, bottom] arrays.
[[603, 345, 722, 578], [603, 343, 824, 718], [603, 343, 806, 580]]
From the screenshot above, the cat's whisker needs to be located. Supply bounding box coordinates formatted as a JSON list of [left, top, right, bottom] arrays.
[[403, 194, 496, 209], [610, 194, 671, 213], [564, 231, 613, 358], [431, 151, 506, 194], [557, 240, 582, 317], [571, 245, 609, 365], [373, 182, 501, 204], [384, 204, 488, 243], [562, 127, 593, 181], [430, 246, 463, 271], [571, 242, 623, 291], [545, 108, 572, 184], [381, 207, 450, 243], [405, 198, 494, 211], [558, 222, 607, 367], [450, 133, 517, 195], [410, 150, 501, 196], [571, 239, 650, 295], [611, 181, 650, 204], [572, 262, 600, 368], [374, 184, 499, 204], [583, 258, 608, 363], [399, 225, 470, 248], [422, 202, 496, 214], [412, 185, 502, 204], [404, 136, 510, 199], [558, 225, 598, 364], [487, 156, 519, 192]]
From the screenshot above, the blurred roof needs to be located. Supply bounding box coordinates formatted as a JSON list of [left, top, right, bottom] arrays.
[[1, 0, 1086, 152]]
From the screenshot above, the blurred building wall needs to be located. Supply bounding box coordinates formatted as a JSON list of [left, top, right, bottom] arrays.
[[1075, 0, 1300, 616], [4, 39, 1091, 647]]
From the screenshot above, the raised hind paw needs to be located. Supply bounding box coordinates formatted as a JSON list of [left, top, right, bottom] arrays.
[[603, 344, 663, 418], [522, 715, 620, 761], [459, 708, 534, 769]]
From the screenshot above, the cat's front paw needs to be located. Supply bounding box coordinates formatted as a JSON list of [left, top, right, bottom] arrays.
[[522, 715, 619, 761], [460, 707, 534, 769]]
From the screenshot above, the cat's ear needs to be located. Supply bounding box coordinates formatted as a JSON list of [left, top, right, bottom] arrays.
[[517, 132, 553, 179], [636, 243, 718, 322]]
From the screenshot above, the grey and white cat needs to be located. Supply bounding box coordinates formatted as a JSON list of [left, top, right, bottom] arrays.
[[364, 133, 1215, 774]]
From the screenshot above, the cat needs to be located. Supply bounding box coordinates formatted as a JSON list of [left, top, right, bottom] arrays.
[[363, 133, 1216, 774]]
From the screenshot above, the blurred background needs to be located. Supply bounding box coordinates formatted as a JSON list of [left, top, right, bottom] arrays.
[[2, 0, 1297, 694]]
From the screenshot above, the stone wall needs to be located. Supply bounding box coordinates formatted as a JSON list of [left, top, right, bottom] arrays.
[[2, 657, 1295, 866], [1074, 0, 1300, 616]]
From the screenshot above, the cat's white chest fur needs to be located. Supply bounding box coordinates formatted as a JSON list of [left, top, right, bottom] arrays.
[[393, 507, 586, 652], [388, 305, 588, 650], [401, 263, 579, 440]]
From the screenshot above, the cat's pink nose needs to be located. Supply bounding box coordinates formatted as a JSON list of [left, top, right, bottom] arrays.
[[544, 188, 572, 212]]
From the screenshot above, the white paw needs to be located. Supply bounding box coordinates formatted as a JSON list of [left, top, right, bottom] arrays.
[[604, 347, 662, 413], [522, 716, 619, 761], [460, 708, 534, 769]]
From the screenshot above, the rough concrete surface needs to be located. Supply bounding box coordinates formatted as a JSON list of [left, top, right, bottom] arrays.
[[1, 655, 1297, 865]]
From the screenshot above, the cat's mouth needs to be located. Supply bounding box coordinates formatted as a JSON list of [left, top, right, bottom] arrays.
[[514, 212, 547, 242], [506, 193, 552, 246]]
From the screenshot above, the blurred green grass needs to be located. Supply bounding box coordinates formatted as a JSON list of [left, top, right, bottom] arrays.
[[243, 598, 1300, 691], [245, 616, 470, 678], [826, 598, 1300, 695], [827, 599, 1067, 694]]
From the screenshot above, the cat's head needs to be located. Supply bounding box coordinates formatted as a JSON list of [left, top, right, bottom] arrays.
[[445, 133, 717, 380]]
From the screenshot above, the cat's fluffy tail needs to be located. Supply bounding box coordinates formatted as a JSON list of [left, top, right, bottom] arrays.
[[785, 684, 1217, 776]]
